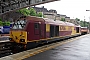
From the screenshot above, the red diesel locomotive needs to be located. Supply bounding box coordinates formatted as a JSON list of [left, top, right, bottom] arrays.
[[9, 16, 81, 51]]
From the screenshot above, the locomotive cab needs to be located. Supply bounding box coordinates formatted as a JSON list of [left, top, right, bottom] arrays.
[[9, 17, 27, 44]]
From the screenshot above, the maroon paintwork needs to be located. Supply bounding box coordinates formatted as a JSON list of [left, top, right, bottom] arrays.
[[46, 31, 72, 38], [59, 31, 72, 36], [81, 27, 88, 33], [22, 16, 76, 41], [24, 16, 45, 41], [44, 19, 75, 38]]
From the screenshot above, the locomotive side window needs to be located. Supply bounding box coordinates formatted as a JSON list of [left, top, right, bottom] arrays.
[[34, 23, 40, 35]]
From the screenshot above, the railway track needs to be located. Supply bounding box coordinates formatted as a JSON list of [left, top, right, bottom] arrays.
[[0, 35, 12, 58], [0, 41, 13, 58]]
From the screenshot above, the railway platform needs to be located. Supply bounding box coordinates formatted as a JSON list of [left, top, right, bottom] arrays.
[[0, 34, 90, 60], [24, 34, 90, 60], [0, 36, 9, 42]]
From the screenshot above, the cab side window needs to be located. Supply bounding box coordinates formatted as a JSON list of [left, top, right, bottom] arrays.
[[34, 23, 39, 29]]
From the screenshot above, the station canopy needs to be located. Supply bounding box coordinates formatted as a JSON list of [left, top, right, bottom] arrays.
[[0, 0, 59, 15]]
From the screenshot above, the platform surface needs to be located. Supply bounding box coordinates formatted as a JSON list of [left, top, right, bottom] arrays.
[[0, 36, 9, 43], [24, 34, 90, 60]]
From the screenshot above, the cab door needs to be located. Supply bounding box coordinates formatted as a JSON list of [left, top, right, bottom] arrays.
[[40, 23, 45, 39], [34, 22, 40, 39]]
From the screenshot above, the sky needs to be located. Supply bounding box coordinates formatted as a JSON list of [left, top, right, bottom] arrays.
[[37, 0, 90, 22]]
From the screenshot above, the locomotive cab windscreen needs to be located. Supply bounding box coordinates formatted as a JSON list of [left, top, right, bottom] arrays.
[[9, 18, 27, 44], [12, 19, 26, 29]]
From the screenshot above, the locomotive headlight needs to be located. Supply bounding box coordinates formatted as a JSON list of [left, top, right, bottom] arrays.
[[22, 35, 25, 37], [9, 38, 12, 40], [20, 39, 25, 42], [20, 35, 25, 37]]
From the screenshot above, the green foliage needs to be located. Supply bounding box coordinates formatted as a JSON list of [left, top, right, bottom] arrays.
[[85, 21, 89, 27], [80, 21, 84, 27], [17, 8, 30, 16], [6, 21, 10, 26], [75, 18, 80, 21], [0, 21, 3, 26], [43, 15, 46, 18], [2, 22, 6, 26], [37, 12, 43, 17], [17, 8, 44, 17], [74, 18, 89, 27], [0, 21, 10, 26], [61, 18, 65, 21], [29, 8, 36, 16], [0, 18, 2, 21], [80, 20, 89, 27]]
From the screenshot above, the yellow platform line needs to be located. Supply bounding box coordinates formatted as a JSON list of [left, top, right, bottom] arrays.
[[16, 34, 88, 60]]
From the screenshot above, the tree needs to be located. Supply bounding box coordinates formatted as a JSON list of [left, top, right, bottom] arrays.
[[0, 18, 2, 21], [2, 22, 6, 26], [17, 8, 30, 16], [0, 18, 10, 26], [80, 21, 84, 27], [80, 20, 89, 27], [37, 12, 43, 17], [2, 21, 10, 26], [61, 18, 65, 21], [85, 21, 89, 27], [75, 18, 80, 21], [29, 8, 36, 16], [0, 18, 3, 26], [0, 21, 3, 26], [6, 21, 10, 26], [17, 8, 44, 17]]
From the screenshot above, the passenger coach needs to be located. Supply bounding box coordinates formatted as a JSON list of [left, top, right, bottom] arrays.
[[81, 27, 89, 34]]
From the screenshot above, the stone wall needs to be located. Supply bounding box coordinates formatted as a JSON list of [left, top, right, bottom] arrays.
[[0, 11, 23, 22]]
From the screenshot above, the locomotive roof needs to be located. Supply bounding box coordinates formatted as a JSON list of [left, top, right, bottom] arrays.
[[81, 27, 87, 28], [44, 18, 76, 26], [22, 16, 76, 26]]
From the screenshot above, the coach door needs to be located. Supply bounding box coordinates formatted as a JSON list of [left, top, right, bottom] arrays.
[[50, 25, 55, 37], [55, 26, 59, 36], [76, 27, 79, 33], [50, 25, 59, 37], [40, 23, 45, 39], [34, 22, 45, 39]]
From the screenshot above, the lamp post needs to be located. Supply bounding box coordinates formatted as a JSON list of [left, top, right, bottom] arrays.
[[84, 16, 85, 27], [86, 10, 90, 32]]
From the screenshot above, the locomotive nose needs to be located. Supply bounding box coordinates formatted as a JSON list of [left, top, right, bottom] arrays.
[[10, 31, 27, 44]]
